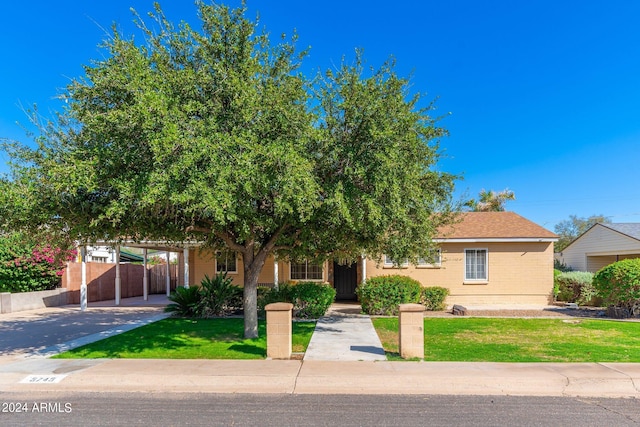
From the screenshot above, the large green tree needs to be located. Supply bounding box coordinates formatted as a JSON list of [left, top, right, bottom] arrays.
[[0, 2, 456, 338], [554, 214, 611, 252]]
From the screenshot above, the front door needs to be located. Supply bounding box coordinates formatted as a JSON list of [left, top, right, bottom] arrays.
[[333, 262, 358, 301]]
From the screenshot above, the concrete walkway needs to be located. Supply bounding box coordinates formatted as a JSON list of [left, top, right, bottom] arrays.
[[303, 303, 386, 361]]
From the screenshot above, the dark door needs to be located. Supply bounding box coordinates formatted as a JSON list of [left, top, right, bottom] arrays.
[[333, 262, 358, 301]]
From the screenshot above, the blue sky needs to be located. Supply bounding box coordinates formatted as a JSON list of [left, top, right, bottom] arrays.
[[1, 1, 639, 230]]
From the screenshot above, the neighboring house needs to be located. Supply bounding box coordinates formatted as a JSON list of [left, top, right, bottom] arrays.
[[555, 223, 640, 273], [183, 211, 558, 306]]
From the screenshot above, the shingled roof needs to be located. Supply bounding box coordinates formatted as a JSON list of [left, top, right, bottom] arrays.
[[437, 212, 557, 240], [598, 223, 640, 241]]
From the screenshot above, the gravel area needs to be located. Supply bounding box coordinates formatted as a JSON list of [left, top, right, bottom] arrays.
[[424, 307, 609, 318]]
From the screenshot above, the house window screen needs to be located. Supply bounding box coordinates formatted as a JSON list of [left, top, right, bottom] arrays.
[[465, 249, 487, 280], [291, 261, 323, 280], [216, 251, 237, 273]]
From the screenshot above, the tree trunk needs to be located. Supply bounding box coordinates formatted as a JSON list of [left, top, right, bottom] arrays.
[[242, 247, 268, 339], [243, 266, 260, 338]]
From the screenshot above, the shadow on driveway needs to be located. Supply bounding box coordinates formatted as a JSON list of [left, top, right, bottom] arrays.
[[0, 306, 166, 356]]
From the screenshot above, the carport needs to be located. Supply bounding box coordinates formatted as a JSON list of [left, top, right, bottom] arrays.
[[74, 241, 196, 311]]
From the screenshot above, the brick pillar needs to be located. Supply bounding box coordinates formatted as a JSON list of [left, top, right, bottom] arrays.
[[265, 302, 293, 359], [399, 303, 425, 359]]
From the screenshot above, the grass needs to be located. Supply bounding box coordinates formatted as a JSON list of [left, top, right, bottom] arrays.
[[373, 317, 640, 362], [53, 318, 316, 359]]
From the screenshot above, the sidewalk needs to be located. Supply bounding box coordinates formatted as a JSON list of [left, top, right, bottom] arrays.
[[1, 358, 639, 397], [0, 299, 639, 397]]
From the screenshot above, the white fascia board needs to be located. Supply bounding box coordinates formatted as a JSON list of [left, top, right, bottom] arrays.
[[434, 238, 558, 243]]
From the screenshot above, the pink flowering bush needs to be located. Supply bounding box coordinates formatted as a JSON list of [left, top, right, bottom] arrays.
[[0, 232, 76, 292]]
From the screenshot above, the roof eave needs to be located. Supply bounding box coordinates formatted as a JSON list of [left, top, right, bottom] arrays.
[[435, 238, 558, 243]]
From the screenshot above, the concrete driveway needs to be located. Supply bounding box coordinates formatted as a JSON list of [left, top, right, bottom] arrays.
[[0, 296, 169, 357]]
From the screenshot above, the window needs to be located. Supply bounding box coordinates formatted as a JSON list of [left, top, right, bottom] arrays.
[[384, 251, 441, 268], [91, 256, 108, 263], [216, 251, 238, 273], [290, 260, 323, 281], [465, 249, 488, 281], [418, 249, 442, 267], [383, 255, 408, 267]]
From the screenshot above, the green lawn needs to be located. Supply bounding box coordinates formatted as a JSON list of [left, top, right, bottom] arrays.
[[373, 317, 640, 362], [54, 318, 316, 359]]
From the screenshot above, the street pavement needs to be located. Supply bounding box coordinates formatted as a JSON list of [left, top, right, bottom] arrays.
[[0, 297, 639, 397]]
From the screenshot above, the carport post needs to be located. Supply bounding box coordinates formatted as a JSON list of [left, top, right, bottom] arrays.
[[115, 245, 121, 306], [273, 254, 279, 290], [183, 248, 190, 288], [80, 246, 87, 311], [143, 248, 148, 301], [165, 251, 171, 296]]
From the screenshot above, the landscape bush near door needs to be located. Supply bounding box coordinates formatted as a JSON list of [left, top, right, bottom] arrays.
[[593, 259, 640, 313], [356, 275, 422, 315], [258, 281, 335, 319]]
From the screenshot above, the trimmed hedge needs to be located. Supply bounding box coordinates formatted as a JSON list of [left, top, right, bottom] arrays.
[[356, 275, 422, 315], [258, 281, 336, 319], [593, 258, 640, 311]]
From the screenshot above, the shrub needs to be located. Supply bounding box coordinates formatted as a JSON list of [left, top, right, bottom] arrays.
[[356, 275, 422, 315], [165, 272, 243, 317], [0, 232, 76, 293], [420, 286, 449, 311], [165, 286, 201, 317], [593, 259, 640, 311], [257, 283, 294, 313], [199, 272, 243, 317], [555, 271, 596, 305], [553, 269, 562, 299], [291, 281, 336, 319], [554, 258, 573, 272], [258, 281, 335, 319]]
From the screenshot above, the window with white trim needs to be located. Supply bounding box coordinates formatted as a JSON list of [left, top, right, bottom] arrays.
[[465, 249, 487, 281], [383, 255, 409, 267], [290, 260, 323, 280], [216, 251, 238, 273], [418, 249, 442, 267]]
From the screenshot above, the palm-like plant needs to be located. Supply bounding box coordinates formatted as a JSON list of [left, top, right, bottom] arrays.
[[465, 188, 515, 212], [165, 286, 201, 317]]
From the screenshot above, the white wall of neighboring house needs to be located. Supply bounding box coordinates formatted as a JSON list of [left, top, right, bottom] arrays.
[[557, 224, 640, 272], [85, 245, 115, 263]]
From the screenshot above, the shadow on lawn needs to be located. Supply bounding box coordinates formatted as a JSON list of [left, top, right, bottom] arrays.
[[228, 343, 265, 357]]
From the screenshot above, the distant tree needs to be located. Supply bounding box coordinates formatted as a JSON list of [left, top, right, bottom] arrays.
[[554, 214, 611, 252], [465, 188, 515, 212], [0, 2, 456, 338]]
